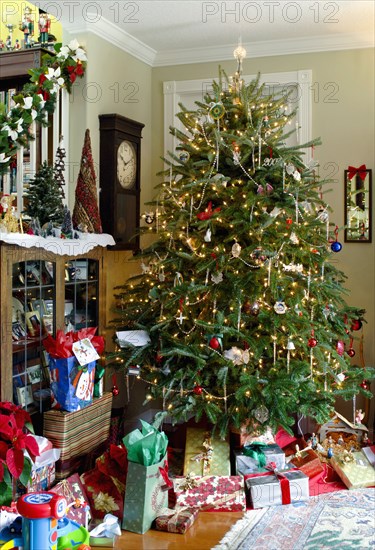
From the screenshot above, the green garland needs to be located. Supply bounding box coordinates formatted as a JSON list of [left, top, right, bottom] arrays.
[[0, 39, 87, 174]]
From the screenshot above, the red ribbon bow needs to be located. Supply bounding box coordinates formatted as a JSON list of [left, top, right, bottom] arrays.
[[197, 201, 221, 221], [347, 165, 367, 181], [159, 461, 173, 491], [265, 462, 291, 505]]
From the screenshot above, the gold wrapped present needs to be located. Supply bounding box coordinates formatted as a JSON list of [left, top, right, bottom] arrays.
[[183, 427, 230, 476]]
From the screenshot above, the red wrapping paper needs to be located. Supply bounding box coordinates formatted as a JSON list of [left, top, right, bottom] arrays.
[[172, 475, 246, 512], [154, 508, 199, 534], [43, 328, 105, 359], [51, 473, 90, 525]]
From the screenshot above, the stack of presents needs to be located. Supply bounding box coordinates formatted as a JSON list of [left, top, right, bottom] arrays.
[[1, 329, 374, 544]]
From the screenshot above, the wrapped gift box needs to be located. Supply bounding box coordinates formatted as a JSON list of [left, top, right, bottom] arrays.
[[362, 445, 375, 468], [49, 356, 96, 412], [154, 508, 199, 534], [183, 428, 230, 476], [43, 393, 112, 480], [330, 451, 375, 490], [289, 448, 323, 478], [52, 473, 91, 525], [15, 447, 61, 497], [236, 443, 285, 475], [245, 470, 309, 509], [173, 475, 246, 512]]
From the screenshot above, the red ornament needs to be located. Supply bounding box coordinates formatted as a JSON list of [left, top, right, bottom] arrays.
[[308, 329, 317, 348], [286, 218, 293, 226], [209, 337, 220, 350], [360, 380, 368, 390], [308, 337, 317, 348], [351, 319, 362, 331], [112, 385, 119, 396], [193, 385, 203, 395], [336, 340, 345, 356], [347, 348, 356, 357], [156, 353, 163, 364]]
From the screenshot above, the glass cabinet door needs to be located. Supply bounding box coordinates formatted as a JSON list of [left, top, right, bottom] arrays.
[[64, 259, 99, 332], [11, 260, 56, 412]]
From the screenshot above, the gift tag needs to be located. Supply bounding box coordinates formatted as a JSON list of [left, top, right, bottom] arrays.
[[72, 338, 100, 366]]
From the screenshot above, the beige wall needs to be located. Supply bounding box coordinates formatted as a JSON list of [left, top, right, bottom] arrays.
[[65, 34, 374, 426]]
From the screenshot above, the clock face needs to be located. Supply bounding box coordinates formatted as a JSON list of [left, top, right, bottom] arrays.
[[117, 140, 137, 189]]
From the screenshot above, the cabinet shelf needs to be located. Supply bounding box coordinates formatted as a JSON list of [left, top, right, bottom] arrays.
[[1, 243, 107, 424]]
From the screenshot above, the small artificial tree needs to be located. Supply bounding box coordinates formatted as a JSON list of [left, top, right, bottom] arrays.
[[110, 57, 373, 437], [53, 136, 66, 198], [72, 128, 102, 233], [61, 204, 73, 238], [23, 161, 64, 227]]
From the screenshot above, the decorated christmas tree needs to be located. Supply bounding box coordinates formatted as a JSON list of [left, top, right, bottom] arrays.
[[72, 129, 102, 233], [111, 52, 373, 437], [23, 161, 64, 227]]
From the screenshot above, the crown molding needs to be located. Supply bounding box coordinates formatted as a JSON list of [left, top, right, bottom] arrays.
[[63, 15, 373, 68], [154, 33, 374, 67], [62, 14, 157, 66]]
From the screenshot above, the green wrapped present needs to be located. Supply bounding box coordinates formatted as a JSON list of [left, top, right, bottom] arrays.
[[183, 427, 230, 476]]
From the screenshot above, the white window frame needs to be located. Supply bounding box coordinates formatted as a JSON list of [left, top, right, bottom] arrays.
[[163, 70, 312, 163]]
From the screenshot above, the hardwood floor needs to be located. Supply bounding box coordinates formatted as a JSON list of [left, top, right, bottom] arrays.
[[112, 512, 244, 549]]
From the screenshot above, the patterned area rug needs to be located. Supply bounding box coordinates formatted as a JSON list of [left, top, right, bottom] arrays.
[[214, 488, 375, 549]]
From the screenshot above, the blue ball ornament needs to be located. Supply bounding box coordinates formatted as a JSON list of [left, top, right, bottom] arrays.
[[331, 241, 342, 253]]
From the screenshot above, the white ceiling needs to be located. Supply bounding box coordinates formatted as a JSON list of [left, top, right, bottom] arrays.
[[35, 1, 374, 66]]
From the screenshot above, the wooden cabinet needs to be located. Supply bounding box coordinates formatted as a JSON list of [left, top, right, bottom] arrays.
[[0, 242, 107, 415]]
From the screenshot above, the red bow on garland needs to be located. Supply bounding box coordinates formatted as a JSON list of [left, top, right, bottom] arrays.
[[197, 201, 221, 221], [347, 164, 367, 181]]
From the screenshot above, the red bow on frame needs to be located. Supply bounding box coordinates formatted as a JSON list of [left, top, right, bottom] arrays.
[[347, 165, 367, 181]]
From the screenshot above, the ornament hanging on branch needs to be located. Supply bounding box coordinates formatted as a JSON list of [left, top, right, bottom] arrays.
[[209, 102, 225, 120], [209, 336, 221, 350], [330, 225, 342, 253], [253, 404, 269, 424], [351, 319, 362, 331], [193, 385, 203, 395], [336, 340, 345, 356], [274, 300, 287, 314], [308, 329, 318, 348], [347, 338, 356, 358], [231, 242, 242, 258], [144, 211, 155, 224]]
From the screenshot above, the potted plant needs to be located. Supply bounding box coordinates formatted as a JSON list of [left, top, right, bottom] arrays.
[[0, 401, 39, 505]]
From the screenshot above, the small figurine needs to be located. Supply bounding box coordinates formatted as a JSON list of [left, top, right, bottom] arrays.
[[337, 434, 344, 445], [327, 447, 333, 458], [311, 432, 318, 450], [14, 39, 21, 50], [361, 433, 370, 447], [355, 409, 365, 425], [0, 39, 5, 51], [38, 10, 51, 46], [19, 6, 34, 48], [5, 35, 12, 50]]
